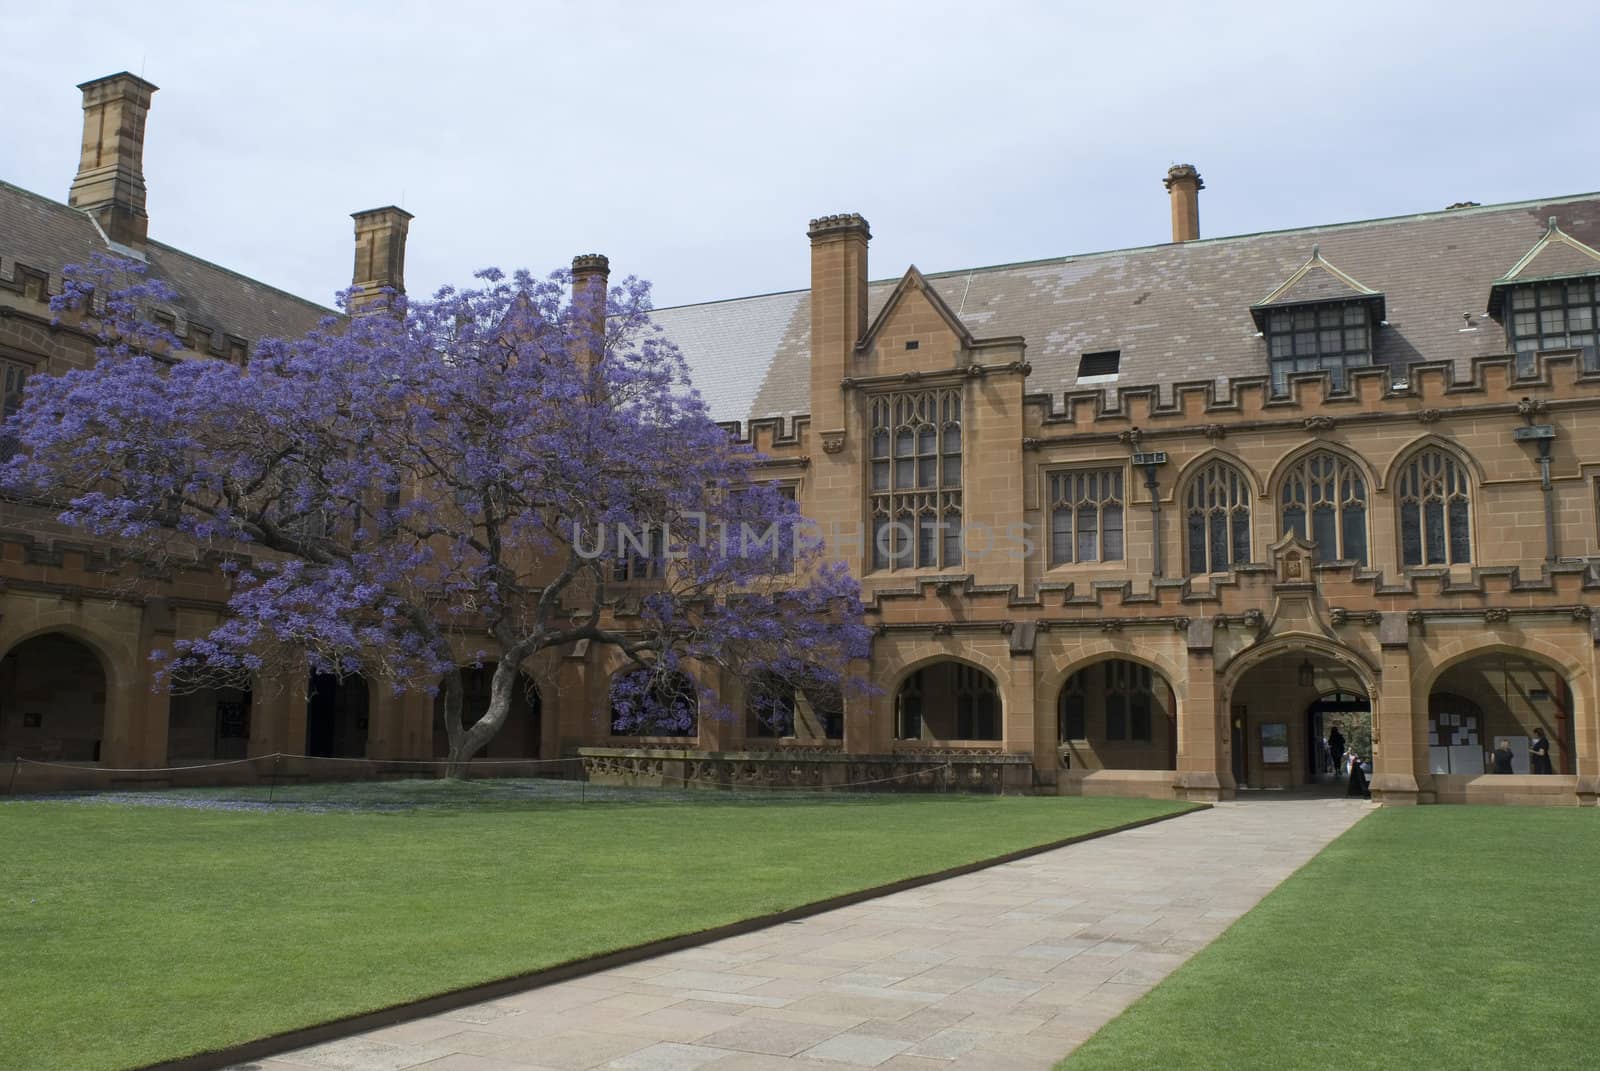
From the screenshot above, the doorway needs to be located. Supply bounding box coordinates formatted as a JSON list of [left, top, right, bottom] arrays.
[[1307, 690, 1370, 782]]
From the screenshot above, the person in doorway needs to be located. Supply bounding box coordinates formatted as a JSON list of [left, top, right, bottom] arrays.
[[1327, 725, 1345, 774], [1529, 728, 1553, 774], [1492, 738, 1515, 774], [1347, 751, 1370, 798]]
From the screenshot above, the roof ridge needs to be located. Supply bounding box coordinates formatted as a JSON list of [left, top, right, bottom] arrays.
[[0, 177, 338, 318], [653, 189, 1600, 312]]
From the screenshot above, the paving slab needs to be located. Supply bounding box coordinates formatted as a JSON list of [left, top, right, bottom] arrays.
[[240, 799, 1367, 1071]]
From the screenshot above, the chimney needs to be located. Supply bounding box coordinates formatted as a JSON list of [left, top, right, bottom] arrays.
[[68, 73, 159, 249], [807, 212, 871, 359], [1163, 164, 1203, 243], [349, 206, 413, 312], [806, 213, 871, 571], [570, 253, 610, 368]]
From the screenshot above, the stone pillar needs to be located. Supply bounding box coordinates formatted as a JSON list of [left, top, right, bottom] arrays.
[[1003, 651, 1037, 768], [104, 598, 174, 768], [1372, 613, 1422, 805], [248, 672, 306, 757], [699, 665, 737, 752], [365, 686, 403, 759], [1175, 619, 1230, 800], [843, 655, 884, 754], [1579, 615, 1600, 804]]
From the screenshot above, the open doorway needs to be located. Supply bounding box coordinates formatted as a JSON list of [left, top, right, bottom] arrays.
[[1307, 690, 1371, 784]]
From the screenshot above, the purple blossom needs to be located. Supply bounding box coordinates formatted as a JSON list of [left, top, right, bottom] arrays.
[[2, 255, 870, 763]]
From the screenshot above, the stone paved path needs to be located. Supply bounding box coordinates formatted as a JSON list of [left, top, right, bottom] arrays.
[[239, 799, 1369, 1071]]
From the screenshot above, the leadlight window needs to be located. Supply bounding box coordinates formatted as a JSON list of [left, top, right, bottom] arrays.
[[1280, 452, 1368, 565], [955, 664, 999, 740], [612, 525, 665, 582], [1398, 448, 1471, 566], [869, 389, 962, 571], [897, 668, 924, 739], [1059, 670, 1087, 741], [1508, 279, 1600, 371], [1104, 660, 1154, 743], [1048, 469, 1125, 565], [1266, 303, 1371, 396], [1185, 461, 1251, 575], [0, 357, 26, 458]]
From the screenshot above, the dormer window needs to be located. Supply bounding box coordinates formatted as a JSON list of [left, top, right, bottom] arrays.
[[1264, 303, 1372, 396], [1251, 246, 1384, 397], [1488, 217, 1600, 372], [1506, 279, 1598, 368]]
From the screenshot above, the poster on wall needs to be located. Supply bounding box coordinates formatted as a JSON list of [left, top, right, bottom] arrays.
[[1261, 722, 1290, 765]]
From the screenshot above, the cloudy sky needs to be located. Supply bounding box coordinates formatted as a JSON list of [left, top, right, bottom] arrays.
[[5, 1, 1598, 311]]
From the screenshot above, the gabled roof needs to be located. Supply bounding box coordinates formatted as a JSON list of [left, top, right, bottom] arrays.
[[650, 192, 1600, 429], [0, 179, 335, 352], [1488, 216, 1600, 316], [858, 265, 976, 352], [1249, 244, 1385, 328]]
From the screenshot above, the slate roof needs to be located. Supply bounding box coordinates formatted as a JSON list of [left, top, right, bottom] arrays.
[[0, 179, 334, 351], [654, 193, 1600, 429]]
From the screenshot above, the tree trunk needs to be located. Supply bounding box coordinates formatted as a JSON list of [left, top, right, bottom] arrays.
[[444, 658, 521, 777]]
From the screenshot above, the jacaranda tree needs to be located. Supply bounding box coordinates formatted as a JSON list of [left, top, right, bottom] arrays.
[[2, 256, 870, 765]]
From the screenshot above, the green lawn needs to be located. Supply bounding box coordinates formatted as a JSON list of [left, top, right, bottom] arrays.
[[1061, 807, 1600, 1070], [0, 784, 1188, 1071]]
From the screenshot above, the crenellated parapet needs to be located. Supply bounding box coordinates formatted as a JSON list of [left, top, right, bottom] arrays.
[[1022, 350, 1600, 442]]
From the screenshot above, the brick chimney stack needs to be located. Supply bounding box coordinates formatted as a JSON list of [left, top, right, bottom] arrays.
[[1163, 164, 1203, 243], [806, 212, 871, 575], [68, 73, 159, 249], [571, 253, 610, 368], [350, 206, 413, 311]]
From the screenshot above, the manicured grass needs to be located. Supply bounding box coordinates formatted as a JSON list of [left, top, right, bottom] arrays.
[[0, 784, 1188, 1071], [1061, 807, 1600, 1070]]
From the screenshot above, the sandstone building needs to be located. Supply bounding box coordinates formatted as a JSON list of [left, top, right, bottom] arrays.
[[5, 73, 1600, 805]]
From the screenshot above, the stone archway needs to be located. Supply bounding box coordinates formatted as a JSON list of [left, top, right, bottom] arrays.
[[0, 633, 109, 762], [1426, 651, 1575, 776], [1222, 641, 1376, 791], [1054, 655, 1177, 773], [894, 660, 1001, 742]]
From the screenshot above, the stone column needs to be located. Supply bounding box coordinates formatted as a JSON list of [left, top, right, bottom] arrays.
[[1175, 619, 1231, 800], [1371, 613, 1421, 805], [1578, 615, 1600, 804]]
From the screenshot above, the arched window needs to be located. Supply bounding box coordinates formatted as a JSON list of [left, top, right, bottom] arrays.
[[1185, 461, 1251, 574], [1281, 451, 1368, 564], [870, 389, 962, 571], [1397, 448, 1471, 566]]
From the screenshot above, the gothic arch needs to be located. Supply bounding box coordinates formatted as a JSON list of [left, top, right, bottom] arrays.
[[0, 619, 129, 693], [1266, 440, 1378, 502], [1219, 635, 1379, 706], [1415, 638, 1589, 707], [883, 646, 1008, 699], [1038, 643, 1187, 707], [1173, 447, 1262, 502], [1381, 433, 1485, 493]]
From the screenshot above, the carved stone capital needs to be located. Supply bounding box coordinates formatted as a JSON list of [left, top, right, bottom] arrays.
[[1417, 408, 1442, 424], [1484, 608, 1511, 624], [820, 431, 846, 454], [1021, 437, 1044, 451], [1303, 415, 1336, 432], [1516, 396, 1548, 421]]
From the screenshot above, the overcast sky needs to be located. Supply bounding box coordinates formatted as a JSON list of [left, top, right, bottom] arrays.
[[6, 1, 1599, 312]]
